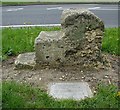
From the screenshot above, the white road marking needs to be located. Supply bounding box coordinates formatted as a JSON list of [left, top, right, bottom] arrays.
[[47, 7, 63, 10], [46, 6, 118, 11], [88, 7, 100, 10], [6, 8, 24, 12], [88, 7, 118, 10], [0, 24, 61, 28], [91, 8, 119, 10]]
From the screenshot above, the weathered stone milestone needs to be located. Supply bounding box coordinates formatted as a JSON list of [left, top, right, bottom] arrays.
[[35, 9, 104, 68], [14, 9, 111, 101]]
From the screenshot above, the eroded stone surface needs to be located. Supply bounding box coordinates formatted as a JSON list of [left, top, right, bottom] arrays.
[[48, 82, 93, 100], [35, 9, 105, 68], [15, 52, 36, 69], [35, 31, 66, 66]]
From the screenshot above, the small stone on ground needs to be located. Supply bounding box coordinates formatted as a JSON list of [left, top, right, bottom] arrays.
[[15, 52, 36, 69]]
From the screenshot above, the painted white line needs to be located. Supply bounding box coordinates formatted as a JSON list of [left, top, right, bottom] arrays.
[[88, 7, 118, 10], [88, 7, 100, 10], [17, 8, 24, 10], [6, 8, 24, 12], [91, 8, 119, 10], [0, 24, 61, 28], [47, 7, 63, 10]]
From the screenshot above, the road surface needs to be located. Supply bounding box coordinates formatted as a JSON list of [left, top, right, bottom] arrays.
[[2, 4, 118, 27]]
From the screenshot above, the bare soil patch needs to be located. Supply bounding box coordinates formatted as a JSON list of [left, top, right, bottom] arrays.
[[2, 53, 119, 93]]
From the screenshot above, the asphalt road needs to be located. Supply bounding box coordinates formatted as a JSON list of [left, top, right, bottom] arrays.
[[2, 4, 118, 27]]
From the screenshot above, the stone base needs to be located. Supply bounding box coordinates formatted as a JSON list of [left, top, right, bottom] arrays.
[[15, 52, 36, 69]]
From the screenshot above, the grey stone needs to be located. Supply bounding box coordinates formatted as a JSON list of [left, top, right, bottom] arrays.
[[48, 82, 93, 100], [35, 31, 66, 67], [15, 52, 36, 69], [35, 9, 105, 68], [15, 9, 106, 69]]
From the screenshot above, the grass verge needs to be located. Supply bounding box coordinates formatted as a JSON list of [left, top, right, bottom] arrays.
[[2, 2, 43, 6], [2, 27, 119, 60], [102, 27, 119, 55], [1, 1, 118, 6], [2, 81, 119, 108]]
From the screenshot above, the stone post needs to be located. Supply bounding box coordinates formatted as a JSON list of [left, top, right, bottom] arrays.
[[35, 9, 104, 68]]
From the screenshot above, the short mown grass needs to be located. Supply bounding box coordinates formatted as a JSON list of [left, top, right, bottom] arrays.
[[102, 27, 119, 55], [2, 81, 119, 108], [2, 27, 119, 61], [1, 0, 118, 6]]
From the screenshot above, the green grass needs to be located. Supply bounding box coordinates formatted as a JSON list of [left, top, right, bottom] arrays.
[[2, 2, 42, 6], [2, 0, 118, 5], [2, 27, 119, 61], [1, 0, 118, 7], [2, 81, 119, 108], [102, 27, 119, 55]]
